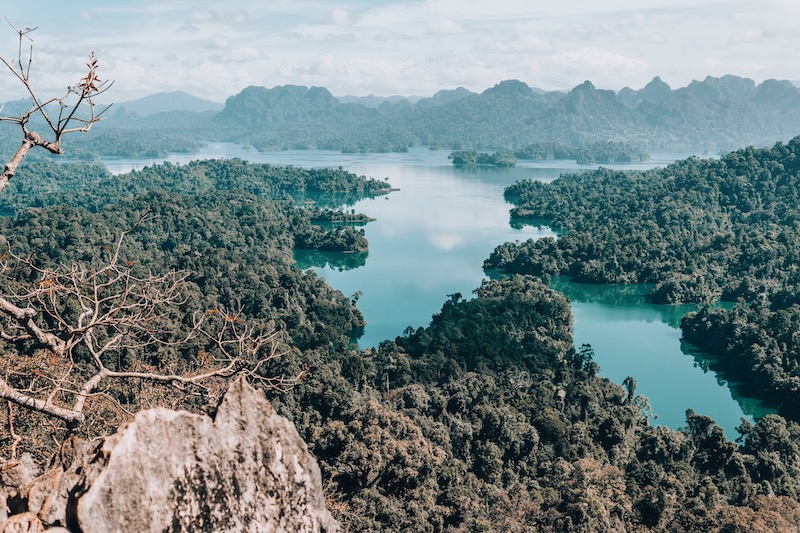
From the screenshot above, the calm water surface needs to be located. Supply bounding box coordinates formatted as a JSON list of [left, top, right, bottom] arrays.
[[103, 144, 772, 437], [553, 280, 772, 436]]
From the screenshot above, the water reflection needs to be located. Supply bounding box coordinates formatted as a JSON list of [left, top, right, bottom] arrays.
[[293, 249, 368, 271], [559, 279, 773, 438], [509, 217, 564, 233], [309, 163, 556, 348]]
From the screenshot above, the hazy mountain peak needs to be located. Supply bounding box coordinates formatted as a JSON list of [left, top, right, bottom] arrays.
[[571, 80, 596, 92], [114, 90, 223, 117], [432, 87, 474, 101], [217, 83, 377, 128], [97, 75, 800, 153], [482, 80, 534, 97], [416, 87, 476, 107], [638, 76, 672, 103], [644, 76, 670, 90], [753, 78, 800, 107], [683, 75, 757, 102], [337, 94, 416, 108]]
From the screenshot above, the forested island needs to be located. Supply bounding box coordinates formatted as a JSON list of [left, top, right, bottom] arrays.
[[448, 150, 517, 167], [448, 142, 648, 168], [2, 149, 800, 530], [486, 137, 800, 423]]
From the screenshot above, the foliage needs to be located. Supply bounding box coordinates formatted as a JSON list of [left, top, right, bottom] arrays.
[[488, 136, 800, 423], [269, 275, 800, 531], [514, 141, 649, 164], [448, 150, 517, 167], [3, 143, 800, 530], [0, 158, 388, 458]]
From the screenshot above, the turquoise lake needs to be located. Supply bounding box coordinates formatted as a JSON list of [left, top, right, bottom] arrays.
[[102, 143, 773, 438]]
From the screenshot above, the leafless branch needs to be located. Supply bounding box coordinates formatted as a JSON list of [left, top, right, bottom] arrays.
[[0, 25, 298, 453], [6, 401, 21, 460], [0, 223, 295, 430], [0, 25, 113, 192], [0, 377, 83, 425]]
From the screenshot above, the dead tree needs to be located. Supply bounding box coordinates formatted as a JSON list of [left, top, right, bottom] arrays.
[[0, 22, 111, 192], [0, 27, 298, 458], [0, 214, 294, 433]]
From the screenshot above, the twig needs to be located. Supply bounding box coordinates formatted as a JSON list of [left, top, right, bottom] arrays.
[[7, 401, 20, 460]]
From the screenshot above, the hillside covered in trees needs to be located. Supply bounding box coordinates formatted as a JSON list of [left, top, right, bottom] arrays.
[[3, 155, 800, 530], [486, 137, 800, 423], [0, 159, 388, 456], [76, 74, 800, 156]]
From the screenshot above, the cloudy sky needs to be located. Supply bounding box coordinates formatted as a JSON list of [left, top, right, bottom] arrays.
[[0, 0, 798, 103]]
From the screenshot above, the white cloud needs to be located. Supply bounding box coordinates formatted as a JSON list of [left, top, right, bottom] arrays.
[[106, 59, 148, 94], [324, 33, 358, 43], [330, 9, 351, 26], [279, 32, 308, 40], [0, 0, 798, 101], [227, 47, 266, 63], [275, 55, 424, 95], [553, 47, 647, 72], [427, 20, 464, 36], [190, 9, 215, 23], [207, 34, 230, 50], [490, 35, 551, 54], [371, 32, 415, 42], [544, 47, 650, 89], [230, 11, 249, 25]]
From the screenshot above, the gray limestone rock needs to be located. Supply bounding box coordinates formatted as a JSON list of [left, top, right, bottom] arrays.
[[1, 376, 338, 533]]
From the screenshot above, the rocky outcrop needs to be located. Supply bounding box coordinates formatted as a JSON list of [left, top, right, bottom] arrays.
[[0, 376, 338, 533]]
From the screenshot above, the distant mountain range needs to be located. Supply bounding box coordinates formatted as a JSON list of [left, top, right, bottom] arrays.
[[112, 91, 224, 117], [23, 75, 800, 155]]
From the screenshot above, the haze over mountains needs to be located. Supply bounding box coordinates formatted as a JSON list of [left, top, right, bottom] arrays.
[[113, 91, 224, 117], [86, 75, 800, 155]]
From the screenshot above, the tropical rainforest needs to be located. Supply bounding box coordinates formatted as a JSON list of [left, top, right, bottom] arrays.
[[513, 141, 649, 164], [3, 134, 800, 530], [486, 137, 800, 425], [448, 150, 518, 167]]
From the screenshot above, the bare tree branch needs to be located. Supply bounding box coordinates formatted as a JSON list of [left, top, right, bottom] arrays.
[[0, 222, 296, 429], [6, 401, 21, 460], [0, 377, 83, 425], [0, 295, 66, 354], [0, 25, 297, 451], [0, 25, 113, 192]]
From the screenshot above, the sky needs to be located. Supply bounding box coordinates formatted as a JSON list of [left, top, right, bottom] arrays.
[[0, 0, 798, 104]]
